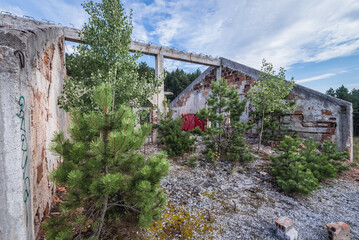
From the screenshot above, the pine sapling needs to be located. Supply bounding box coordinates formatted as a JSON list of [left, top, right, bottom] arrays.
[[44, 83, 170, 239]]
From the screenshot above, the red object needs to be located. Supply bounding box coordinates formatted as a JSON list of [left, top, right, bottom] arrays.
[[181, 113, 206, 132]]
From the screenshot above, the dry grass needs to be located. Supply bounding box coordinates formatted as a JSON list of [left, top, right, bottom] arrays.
[[354, 136, 359, 163]]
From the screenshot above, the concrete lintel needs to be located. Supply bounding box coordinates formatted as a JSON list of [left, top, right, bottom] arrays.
[[63, 27, 220, 67]]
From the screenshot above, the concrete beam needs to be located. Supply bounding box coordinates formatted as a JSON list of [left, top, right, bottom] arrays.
[[63, 27, 83, 43], [63, 27, 221, 67]]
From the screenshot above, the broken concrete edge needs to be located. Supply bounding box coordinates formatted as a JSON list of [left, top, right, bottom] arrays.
[[0, 13, 58, 29], [0, 25, 65, 68]]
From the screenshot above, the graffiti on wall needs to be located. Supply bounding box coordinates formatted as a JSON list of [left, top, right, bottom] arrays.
[[16, 96, 31, 226]]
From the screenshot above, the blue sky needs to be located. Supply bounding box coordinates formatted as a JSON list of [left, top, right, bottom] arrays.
[[1, 0, 359, 93]]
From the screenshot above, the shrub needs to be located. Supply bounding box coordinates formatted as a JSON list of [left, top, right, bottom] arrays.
[[159, 113, 196, 156], [271, 136, 349, 195], [186, 156, 198, 167], [271, 136, 319, 195]]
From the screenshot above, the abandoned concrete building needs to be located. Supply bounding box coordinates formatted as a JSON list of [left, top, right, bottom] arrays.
[[0, 13, 353, 239]]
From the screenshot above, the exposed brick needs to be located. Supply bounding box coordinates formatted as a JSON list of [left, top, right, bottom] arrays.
[[326, 222, 350, 240], [275, 217, 298, 240], [193, 83, 201, 90], [287, 93, 295, 100], [244, 84, 251, 93], [294, 110, 303, 115], [275, 216, 295, 232], [321, 109, 333, 116], [327, 128, 336, 134], [44, 202, 49, 217], [173, 92, 191, 107], [321, 134, 332, 142], [36, 163, 43, 184]]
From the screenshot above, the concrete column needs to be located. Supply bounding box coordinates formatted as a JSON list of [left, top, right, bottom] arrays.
[[216, 62, 222, 81], [151, 51, 165, 143], [155, 51, 165, 116]]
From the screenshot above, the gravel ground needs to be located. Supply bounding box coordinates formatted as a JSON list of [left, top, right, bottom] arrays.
[[141, 144, 359, 240]]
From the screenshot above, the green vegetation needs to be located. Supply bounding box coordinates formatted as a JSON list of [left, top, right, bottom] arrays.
[[44, 84, 169, 239], [158, 111, 196, 156], [134, 62, 202, 102], [247, 59, 296, 151], [197, 79, 253, 162], [186, 156, 198, 167], [354, 136, 359, 163], [165, 68, 202, 101], [59, 0, 161, 112], [271, 136, 349, 195], [326, 85, 359, 136], [146, 202, 218, 239]]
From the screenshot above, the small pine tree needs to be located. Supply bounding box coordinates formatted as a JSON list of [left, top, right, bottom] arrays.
[[197, 79, 253, 162], [271, 136, 319, 195], [44, 83, 170, 239], [322, 140, 350, 174], [299, 138, 337, 181], [227, 121, 254, 162], [271, 136, 349, 195], [158, 111, 196, 156]]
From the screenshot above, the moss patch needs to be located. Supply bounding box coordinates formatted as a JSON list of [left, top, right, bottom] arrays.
[[145, 202, 219, 239]]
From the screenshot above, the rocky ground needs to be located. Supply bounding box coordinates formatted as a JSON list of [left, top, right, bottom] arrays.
[[140, 144, 359, 240]]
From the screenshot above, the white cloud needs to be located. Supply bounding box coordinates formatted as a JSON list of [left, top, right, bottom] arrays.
[[296, 73, 336, 83], [128, 0, 359, 69], [296, 70, 348, 83], [31, 0, 87, 28], [64, 43, 78, 55]]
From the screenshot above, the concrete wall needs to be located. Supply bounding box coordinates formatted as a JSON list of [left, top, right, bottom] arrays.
[[170, 58, 353, 160], [0, 20, 67, 239]]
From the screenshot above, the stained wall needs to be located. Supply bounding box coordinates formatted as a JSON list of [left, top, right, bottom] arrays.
[[0, 16, 67, 239]]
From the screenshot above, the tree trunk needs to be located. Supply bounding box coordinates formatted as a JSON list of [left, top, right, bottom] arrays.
[[257, 111, 265, 153]]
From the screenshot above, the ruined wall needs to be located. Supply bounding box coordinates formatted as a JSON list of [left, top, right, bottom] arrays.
[[170, 58, 353, 159], [289, 85, 352, 155], [170, 63, 257, 121], [0, 16, 67, 239]]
